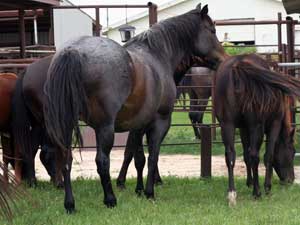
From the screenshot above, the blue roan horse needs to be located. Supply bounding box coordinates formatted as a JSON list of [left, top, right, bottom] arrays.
[[43, 4, 226, 213]]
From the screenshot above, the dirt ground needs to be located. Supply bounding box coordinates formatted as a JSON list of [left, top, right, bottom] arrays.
[[29, 150, 300, 184]]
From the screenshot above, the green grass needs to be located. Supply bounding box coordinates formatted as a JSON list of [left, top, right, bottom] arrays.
[[160, 111, 243, 156], [5, 177, 300, 225]]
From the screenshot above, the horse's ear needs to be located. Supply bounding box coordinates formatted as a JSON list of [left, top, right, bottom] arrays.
[[196, 3, 201, 11], [200, 4, 209, 16]]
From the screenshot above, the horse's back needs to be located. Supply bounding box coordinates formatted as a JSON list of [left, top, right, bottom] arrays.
[[51, 36, 134, 126], [22, 55, 52, 121]]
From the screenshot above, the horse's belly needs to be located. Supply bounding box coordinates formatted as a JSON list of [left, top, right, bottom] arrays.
[[115, 98, 155, 132]]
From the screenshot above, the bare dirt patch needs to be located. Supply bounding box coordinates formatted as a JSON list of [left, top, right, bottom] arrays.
[[29, 150, 300, 184]]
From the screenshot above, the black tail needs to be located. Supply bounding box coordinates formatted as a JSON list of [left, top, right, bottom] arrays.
[[11, 73, 33, 161], [44, 48, 88, 152]]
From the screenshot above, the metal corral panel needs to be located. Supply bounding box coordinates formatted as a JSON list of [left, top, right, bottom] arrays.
[[283, 0, 300, 14]]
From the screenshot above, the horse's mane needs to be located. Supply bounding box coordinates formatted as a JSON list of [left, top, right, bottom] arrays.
[[125, 9, 211, 59]]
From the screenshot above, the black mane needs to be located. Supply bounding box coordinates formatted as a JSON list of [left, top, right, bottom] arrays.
[[125, 9, 206, 59]]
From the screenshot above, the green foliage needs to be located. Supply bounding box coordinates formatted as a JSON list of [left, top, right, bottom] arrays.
[[222, 42, 257, 56], [8, 178, 300, 225]]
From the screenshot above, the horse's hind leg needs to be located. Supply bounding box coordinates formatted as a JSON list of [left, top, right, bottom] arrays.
[[144, 115, 171, 199], [117, 130, 143, 190], [220, 123, 236, 206], [189, 91, 201, 139], [95, 124, 116, 207], [132, 132, 146, 195], [189, 112, 201, 139], [264, 121, 281, 194], [248, 125, 264, 198], [154, 165, 163, 185], [24, 125, 42, 187], [60, 149, 74, 213], [240, 128, 253, 187]]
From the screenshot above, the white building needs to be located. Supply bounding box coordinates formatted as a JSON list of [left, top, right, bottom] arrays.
[[103, 0, 300, 52], [53, 0, 94, 48]]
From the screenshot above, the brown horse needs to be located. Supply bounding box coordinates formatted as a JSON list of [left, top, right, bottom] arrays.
[[11, 58, 63, 188], [177, 67, 213, 139], [43, 4, 226, 213], [0, 73, 23, 184], [215, 54, 300, 206]]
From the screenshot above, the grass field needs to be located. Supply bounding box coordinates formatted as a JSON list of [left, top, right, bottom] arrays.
[[5, 177, 300, 225]]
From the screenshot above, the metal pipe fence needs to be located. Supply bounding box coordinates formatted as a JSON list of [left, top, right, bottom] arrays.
[[1, 14, 300, 177]]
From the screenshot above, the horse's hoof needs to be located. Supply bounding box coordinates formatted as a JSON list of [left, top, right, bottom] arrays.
[[144, 191, 155, 200], [28, 179, 37, 188], [56, 181, 64, 189], [154, 179, 163, 186], [104, 196, 117, 208], [65, 202, 75, 214], [246, 180, 253, 188], [116, 180, 126, 190], [253, 191, 261, 199], [265, 187, 271, 195], [227, 191, 237, 207], [135, 188, 144, 196]]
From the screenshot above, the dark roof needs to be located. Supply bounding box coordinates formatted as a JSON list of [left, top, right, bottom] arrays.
[[0, 0, 60, 10], [282, 0, 300, 14]]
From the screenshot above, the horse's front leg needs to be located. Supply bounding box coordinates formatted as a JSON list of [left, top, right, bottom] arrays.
[[95, 124, 116, 207], [144, 115, 171, 199], [264, 121, 281, 194], [248, 125, 264, 198], [220, 123, 236, 206]]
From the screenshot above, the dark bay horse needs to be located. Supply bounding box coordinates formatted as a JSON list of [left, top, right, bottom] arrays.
[[215, 54, 300, 206], [43, 4, 226, 213], [11, 56, 62, 187], [116, 55, 206, 189], [177, 67, 213, 139]]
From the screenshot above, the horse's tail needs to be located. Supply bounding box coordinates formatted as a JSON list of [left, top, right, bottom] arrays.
[[43, 48, 88, 152], [236, 61, 300, 96], [11, 72, 32, 160], [232, 61, 300, 113], [0, 161, 24, 222]]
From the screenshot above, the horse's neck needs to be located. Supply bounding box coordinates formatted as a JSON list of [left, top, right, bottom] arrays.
[[174, 56, 196, 84], [127, 43, 188, 80]]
